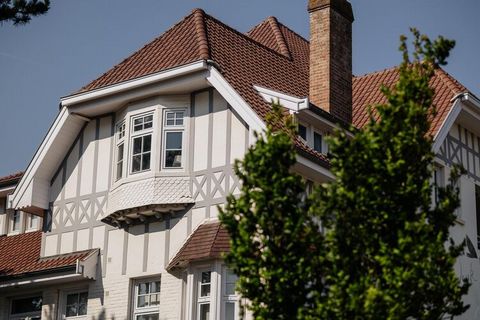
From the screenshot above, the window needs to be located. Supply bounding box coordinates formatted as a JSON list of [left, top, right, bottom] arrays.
[[133, 115, 153, 132], [10, 211, 21, 232], [133, 279, 161, 320], [26, 214, 40, 231], [222, 268, 239, 320], [116, 121, 126, 180], [10, 296, 42, 320], [131, 113, 153, 173], [313, 132, 322, 153], [65, 292, 88, 318], [298, 124, 307, 141], [163, 110, 185, 168], [197, 271, 211, 320]]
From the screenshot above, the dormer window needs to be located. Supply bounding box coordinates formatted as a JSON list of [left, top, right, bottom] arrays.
[[163, 110, 185, 168], [131, 113, 154, 173]]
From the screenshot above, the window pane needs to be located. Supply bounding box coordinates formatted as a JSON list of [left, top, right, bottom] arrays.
[[149, 293, 160, 306], [136, 314, 159, 320], [78, 303, 87, 316], [145, 115, 153, 123], [11, 296, 42, 314], [132, 155, 141, 172], [118, 143, 124, 161], [166, 119, 175, 126], [199, 304, 210, 320], [142, 153, 151, 171], [298, 124, 307, 141], [79, 292, 88, 305], [166, 112, 174, 119], [138, 283, 148, 295], [225, 302, 235, 320], [117, 162, 123, 180], [66, 304, 78, 317], [201, 271, 211, 284], [143, 135, 152, 152], [166, 132, 182, 149], [133, 137, 142, 154], [12, 211, 20, 231], [175, 112, 184, 125], [137, 296, 147, 308], [314, 132, 322, 152], [151, 281, 161, 293], [165, 150, 182, 168], [201, 284, 211, 297], [66, 293, 77, 306]]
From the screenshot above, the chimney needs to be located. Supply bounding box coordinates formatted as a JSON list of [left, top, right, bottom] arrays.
[[308, 0, 354, 124]]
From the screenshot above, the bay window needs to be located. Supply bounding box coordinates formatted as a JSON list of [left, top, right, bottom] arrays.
[[197, 270, 212, 320], [133, 278, 161, 320], [222, 268, 240, 320]]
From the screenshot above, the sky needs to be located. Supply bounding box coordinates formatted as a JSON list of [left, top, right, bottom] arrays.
[[0, 0, 479, 177]]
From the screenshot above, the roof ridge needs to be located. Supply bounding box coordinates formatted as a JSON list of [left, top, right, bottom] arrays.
[[203, 13, 291, 60], [267, 16, 291, 59], [192, 8, 210, 60], [78, 10, 200, 93], [353, 65, 399, 79], [434, 67, 468, 95]]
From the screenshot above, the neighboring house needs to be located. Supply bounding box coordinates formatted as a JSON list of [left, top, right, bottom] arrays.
[[0, 0, 479, 319]]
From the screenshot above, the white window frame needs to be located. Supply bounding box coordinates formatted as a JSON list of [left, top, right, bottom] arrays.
[[131, 277, 161, 320], [162, 109, 186, 170], [221, 267, 240, 320], [115, 121, 126, 181], [25, 213, 40, 232], [8, 210, 22, 235], [196, 269, 212, 320], [9, 294, 42, 320], [130, 112, 154, 174], [61, 290, 88, 319]]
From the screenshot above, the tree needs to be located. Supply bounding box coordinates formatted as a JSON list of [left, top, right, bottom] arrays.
[[219, 102, 324, 319], [0, 0, 50, 25], [220, 29, 469, 320], [313, 29, 468, 319]]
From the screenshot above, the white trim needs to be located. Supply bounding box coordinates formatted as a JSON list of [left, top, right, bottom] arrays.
[[303, 109, 354, 137], [10, 107, 68, 209], [254, 85, 309, 113], [0, 273, 85, 289], [433, 97, 462, 153], [296, 155, 335, 180], [61, 60, 208, 107], [206, 67, 265, 134]]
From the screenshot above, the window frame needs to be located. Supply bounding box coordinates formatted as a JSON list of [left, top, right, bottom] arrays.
[[221, 267, 240, 320], [132, 277, 161, 320], [115, 120, 126, 181], [25, 213, 40, 232], [196, 269, 212, 320], [130, 112, 154, 174], [62, 290, 88, 319], [8, 210, 22, 234], [162, 109, 186, 170], [298, 123, 308, 142], [9, 294, 43, 320]]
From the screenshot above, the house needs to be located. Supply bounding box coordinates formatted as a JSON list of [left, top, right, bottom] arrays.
[[1, 0, 479, 319]]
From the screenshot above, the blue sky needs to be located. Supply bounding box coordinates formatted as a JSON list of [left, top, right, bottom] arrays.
[[0, 0, 478, 176]]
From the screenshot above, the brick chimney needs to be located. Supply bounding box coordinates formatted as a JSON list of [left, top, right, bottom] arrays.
[[308, 0, 354, 124]]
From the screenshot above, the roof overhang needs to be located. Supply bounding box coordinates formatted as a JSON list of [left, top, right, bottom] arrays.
[[0, 249, 98, 289], [9, 61, 212, 213], [433, 92, 480, 153], [254, 85, 309, 113]]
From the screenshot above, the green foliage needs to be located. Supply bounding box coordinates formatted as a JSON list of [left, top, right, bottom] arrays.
[[312, 28, 468, 319], [0, 0, 50, 25], [219, 102, 324, 319]]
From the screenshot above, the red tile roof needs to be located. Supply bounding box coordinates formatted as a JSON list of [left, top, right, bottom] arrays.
[[168, 221, 229, 270], [0, 171, 23, 187], [353, 67, 470, 136], [0, 231, 97, 280], [76, 8, 472, 165]]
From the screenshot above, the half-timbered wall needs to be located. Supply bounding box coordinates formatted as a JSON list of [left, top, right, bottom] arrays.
[[36, 88, 248, 319]]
